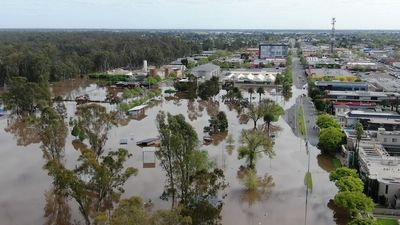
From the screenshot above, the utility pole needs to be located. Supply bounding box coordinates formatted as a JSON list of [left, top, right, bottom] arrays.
[[330, 17, 336, 54]]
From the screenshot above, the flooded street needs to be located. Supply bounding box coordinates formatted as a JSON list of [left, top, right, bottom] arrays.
[[0, 80, 346, 225]]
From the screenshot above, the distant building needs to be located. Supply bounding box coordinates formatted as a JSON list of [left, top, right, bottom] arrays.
[[306, 57, 341, 69], [107, 68, 134, 76], [222, 69, 279, 84], [315, 81, 369, 91], [245, 48, 259, 57], [259, 44, 288, 59], [326, 90, 396, 104], [338, 110, 400, 128], [192, 63, 221, 80], [333, 102, 376, 121], [346, 62, 378, 71], [162, 64, 186, 78], [306, 68, 354, 78]]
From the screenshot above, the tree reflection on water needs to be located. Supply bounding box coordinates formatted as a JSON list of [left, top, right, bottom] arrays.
[[237, 166, 275, 206], [5, 116, 41, 146], [44, 187, 72, 225]]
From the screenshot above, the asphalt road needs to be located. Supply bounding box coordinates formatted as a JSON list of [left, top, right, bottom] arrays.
[[292, 49, 320, 146]]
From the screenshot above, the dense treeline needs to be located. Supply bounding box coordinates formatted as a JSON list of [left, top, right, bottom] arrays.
[[0, 32, 203, 85], [0, 31, 298, 86]]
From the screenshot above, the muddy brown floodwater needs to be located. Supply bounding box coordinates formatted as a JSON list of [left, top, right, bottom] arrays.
[[0, 80, 349, 225]]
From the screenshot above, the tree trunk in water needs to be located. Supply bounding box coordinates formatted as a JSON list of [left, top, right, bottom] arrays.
[[253, 120, 257, 130]]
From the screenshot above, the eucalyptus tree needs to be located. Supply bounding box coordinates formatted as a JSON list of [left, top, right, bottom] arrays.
[[156, 112, 227, 224], [238, 129, 274, 169]]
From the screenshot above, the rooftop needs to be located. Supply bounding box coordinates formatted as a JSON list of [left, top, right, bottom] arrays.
[[359, 142, 400, 183], [192, 63, 220, 73], [309, 68, 353, 76], [328, 90, 387, 97], [315, 81, 368, 86]]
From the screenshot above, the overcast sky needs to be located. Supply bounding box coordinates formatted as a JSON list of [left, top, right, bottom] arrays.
[[0, 0, 399, 29]]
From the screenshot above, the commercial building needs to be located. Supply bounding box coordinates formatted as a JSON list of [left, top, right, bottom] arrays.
[[315, 81, 369, 91], [192, 63, 221, 80], [306, 68, 355, 79], [337, 110, 400, 128], [259, 44, 288, 59], [222, 69, 279, 84], [333, 102, 376, 120], [341, 128, 400, 208], [346, 62, 378, 71], [307, 57, 341, 69], [326, 91, 389, 103], [357, 142, 400, 207]]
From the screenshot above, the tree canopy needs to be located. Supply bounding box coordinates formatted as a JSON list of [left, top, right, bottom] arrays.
[[238, 129, 274, 169], [316, 114, 341, 129], [318, 127, 344, 153], [335, 176, 364, 192], [156, 112, 227, 224], [329, 167, 359, 182], [334, 191, 374, 215], [347, 218, 379, 225]]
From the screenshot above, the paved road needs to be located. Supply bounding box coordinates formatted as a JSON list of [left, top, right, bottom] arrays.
[[292, 49, 320, 146]]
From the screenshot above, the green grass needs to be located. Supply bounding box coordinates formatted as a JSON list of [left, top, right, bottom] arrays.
[[297, 104, 306, 136], [377, 218, 398, 225], [304, 172, 313, 191], [332, 158, 342, 169]]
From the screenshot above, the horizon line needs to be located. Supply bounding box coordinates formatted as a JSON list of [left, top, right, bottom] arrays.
[[1, 28, 400, 32]]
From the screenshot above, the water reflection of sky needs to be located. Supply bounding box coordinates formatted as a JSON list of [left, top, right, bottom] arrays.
[[0, 81, 344, 225]]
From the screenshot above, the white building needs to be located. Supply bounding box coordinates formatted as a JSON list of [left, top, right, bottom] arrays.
[[358, 142, 400, 208], [222, 69, 278, 84]]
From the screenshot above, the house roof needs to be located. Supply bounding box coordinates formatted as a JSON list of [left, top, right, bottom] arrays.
[[192, 63, 220, 73], [128, 105, 147, 112]]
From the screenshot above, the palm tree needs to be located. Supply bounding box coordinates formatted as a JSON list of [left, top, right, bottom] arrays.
[[238, 129, 274, 169], [246, 104, 264, 130], [248, 88, 255, 104], [355, 121, 364, 169], [263, 112, 274, 135], [256, 87, 265, 103]]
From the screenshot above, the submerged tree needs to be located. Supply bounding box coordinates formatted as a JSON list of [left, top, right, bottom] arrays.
[[261, 99, 284, 134], [156, 112, 227, 224], [3, 76, 51, 115], [256, 87, 265, 103], [74, 103, 117, 157], [110, 196, 192, 225], [238, 129, 274, 169], [39, 107, 68, 162], [246, 104, 265, 129], [198, 76, 220, 100], [247, 88, 254, 104], [43, 187, 72, 225], [206, 111, 228, 135], [45, 148, 136, 225]]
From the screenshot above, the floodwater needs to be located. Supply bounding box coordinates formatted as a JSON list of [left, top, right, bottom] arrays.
[[0, 79, 348, 225]]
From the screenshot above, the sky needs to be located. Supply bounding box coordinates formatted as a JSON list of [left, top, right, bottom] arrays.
[[0, 0, 399, 30]]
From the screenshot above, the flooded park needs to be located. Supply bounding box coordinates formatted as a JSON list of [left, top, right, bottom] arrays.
[[0, 79, 349, 225]]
